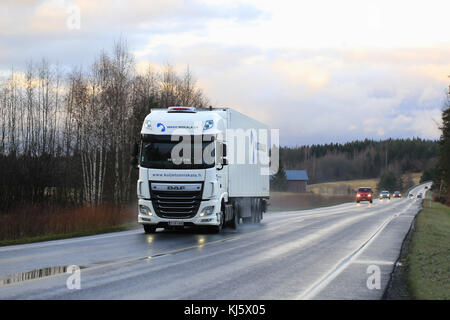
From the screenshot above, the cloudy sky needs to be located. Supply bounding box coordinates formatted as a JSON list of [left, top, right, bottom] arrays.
[[1, 0, 449, 145]]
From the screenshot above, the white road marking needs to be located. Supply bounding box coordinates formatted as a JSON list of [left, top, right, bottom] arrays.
[[352, 260, 394, 265]]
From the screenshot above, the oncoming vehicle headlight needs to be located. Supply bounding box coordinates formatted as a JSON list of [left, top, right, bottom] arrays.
[[199, 206, 215, 217], [139, 205, 153, 216]]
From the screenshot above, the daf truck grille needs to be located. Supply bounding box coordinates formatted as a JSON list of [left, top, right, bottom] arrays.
[[150, 183, 203, 218]]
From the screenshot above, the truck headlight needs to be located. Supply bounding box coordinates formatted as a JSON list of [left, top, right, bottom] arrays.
[[139, 205, 153, 216], [199, 206, 214, 217]]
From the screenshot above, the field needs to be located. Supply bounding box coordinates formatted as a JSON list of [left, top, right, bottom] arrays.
[[269, 192, 353, 212], [306, 172, 422, 196], [269, 173, 422, 213]]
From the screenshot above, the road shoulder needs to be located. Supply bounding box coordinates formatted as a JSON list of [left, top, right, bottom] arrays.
[[385, 198, 450, 300]]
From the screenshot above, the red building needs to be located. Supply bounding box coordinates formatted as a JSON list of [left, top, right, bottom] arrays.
[[285, 170, 309, 193]]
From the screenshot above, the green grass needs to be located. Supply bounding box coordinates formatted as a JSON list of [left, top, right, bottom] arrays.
[[0, 222, 139, 247], [406, 197, 450, 299]]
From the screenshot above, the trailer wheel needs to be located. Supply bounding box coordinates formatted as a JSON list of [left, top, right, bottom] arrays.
[[251, 203, 256, 223], [242, 217, 252, 224], [258, 209, 262, 223], [143, 225, 156, 234], [252, 200, 259, 223], [257, 200, 263, 223], [230, 210, 239, 230], [229, 201, 240, 229], [251, 199, 262, 224], [259, 204, 264, 222]]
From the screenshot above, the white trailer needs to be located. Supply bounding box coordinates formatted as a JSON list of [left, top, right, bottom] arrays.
[[132, 106, 270, 233]]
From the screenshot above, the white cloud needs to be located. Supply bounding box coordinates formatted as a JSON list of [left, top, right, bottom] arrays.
[[409, 109, 442, 139]]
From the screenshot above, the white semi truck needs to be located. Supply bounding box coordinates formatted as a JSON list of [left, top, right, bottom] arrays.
[[132, 106, 270, 233]]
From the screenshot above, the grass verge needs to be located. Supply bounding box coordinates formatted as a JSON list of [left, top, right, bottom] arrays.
[[0, 204, 138, 247], [407, 198, 450, 299], [386, 196, 450, 300]]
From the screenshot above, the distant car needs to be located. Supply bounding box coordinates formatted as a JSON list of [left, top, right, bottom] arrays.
[[393, 191, 402, 198], [357, 187, 373, 203], [379, 191, 390, 200], [417, 193, 423, 199], [424, 186, 428, 189], [408, 193, 414, 198]]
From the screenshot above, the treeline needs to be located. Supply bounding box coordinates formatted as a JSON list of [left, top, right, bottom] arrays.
[[433, 98, 450, 204], [0, 40, 208, 213], [280, 138, 439, 184]]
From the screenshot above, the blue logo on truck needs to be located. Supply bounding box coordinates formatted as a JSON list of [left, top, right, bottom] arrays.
[[157, 123, 166, 132]]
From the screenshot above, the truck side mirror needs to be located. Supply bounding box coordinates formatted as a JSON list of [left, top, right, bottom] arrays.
[[130, 142, 139, 168], [132, 143, 139, 157]]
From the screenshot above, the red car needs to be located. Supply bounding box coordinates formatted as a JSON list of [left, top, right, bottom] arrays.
[[393, 191, 402, 198], [356, 187, 373, 203]]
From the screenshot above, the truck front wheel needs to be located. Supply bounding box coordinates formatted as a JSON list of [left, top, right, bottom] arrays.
[[211, 212, 224, 233]]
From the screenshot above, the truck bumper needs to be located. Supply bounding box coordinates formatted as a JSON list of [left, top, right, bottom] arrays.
[[137, 199, 221, 227]]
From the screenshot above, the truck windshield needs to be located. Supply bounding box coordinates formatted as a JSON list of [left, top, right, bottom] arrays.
[[140, 134, 215, 169]]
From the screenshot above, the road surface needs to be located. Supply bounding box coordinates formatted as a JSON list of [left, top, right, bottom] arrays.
[[0, 184, 430, 300]]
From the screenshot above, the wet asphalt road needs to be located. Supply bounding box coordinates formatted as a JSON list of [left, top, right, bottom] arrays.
[[0, 184, 430, 300]]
